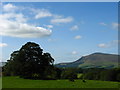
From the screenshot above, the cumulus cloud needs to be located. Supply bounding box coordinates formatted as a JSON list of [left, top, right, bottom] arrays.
[[1, 3, 75, 38], [1, 13, 27, 23], [33, 8, 74, 25], [74, 35, 82, 39], [26, 6, 74, 24], [51, 16, 73, 24], [35, 9, 52, 19], [0, 4, 52, 38], [0, 15, 52, 38], [72, 51, 78, 55], [3, 3, 17, 12], [99, 22, 107, 26], [98, 43, 107, 48], [0, 43, 8, 47], [70, 25, 79, 31]]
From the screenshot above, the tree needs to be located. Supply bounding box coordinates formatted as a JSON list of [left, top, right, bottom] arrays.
[[41, 53, 54, 66], [3, 42, 55, 79], [3, 51, 20, 76]]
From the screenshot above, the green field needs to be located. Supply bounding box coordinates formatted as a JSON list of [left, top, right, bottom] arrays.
[[2, 77, 119, 88]]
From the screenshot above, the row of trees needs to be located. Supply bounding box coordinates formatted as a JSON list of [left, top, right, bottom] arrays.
[[2, 42, 120, 81], [57, 68, 120, 82], [81, 68, 120, 82], [3, 42, 78, 80]]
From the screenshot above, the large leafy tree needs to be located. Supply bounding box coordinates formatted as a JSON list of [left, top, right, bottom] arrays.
[[4, 42, 55, 79]]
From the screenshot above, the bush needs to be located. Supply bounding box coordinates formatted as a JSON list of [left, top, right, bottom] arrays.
[[116, 73, 120, 81], [61, 69, 77, 79], [84, 72, 98, 80], [100, 69, 118, 81]]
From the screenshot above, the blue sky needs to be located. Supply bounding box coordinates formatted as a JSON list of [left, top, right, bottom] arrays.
[[0, 2, 118, 64], [2, 0, 120, 2]]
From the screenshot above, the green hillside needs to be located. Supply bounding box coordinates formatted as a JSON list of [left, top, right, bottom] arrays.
[[56, 52, 118, 68]]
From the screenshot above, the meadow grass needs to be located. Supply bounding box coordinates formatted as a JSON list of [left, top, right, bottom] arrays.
[[2, 76, 119, 88]]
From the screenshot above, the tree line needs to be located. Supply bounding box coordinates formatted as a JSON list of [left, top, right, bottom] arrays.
[[79, 68, 120, 82], [2, 42, 120, 82]]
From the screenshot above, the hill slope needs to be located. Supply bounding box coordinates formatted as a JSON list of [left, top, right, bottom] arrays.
[[56, 52, 118, 68]]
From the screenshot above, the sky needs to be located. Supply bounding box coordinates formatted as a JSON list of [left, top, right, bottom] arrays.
[[1, 0, 120, 2], [0, 2, 119, 64]]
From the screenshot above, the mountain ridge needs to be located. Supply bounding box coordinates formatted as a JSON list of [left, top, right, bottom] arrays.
[[55, 52, 118, 68]]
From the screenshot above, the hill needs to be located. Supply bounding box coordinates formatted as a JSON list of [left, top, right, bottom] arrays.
[[55, 52, 118, 68]]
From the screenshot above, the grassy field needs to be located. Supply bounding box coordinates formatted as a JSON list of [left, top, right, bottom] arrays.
[[2, 76, 119, 88]]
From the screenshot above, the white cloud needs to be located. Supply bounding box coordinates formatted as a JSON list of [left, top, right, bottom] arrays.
[[74, 35, 82, 39], [99, 22, 120, 30], [51, 16, 73, 24], [0, 43, 8, 47], [0, 12, 52, 38], [98, 43, 107, 48], [3, 3, 17, 12], [98, 40, 118, 48], [1, 3, 75, 38], [72, 51, 78, 55], [0, 18, 52, 38], [70, 25, 79, 31], [112, 22, 119, 30], [30, 7, 74, 24], [44, 25, 53, 29], [1, 13, 27, 23], [35, 9, 52, 19], [99, 22, 107, 26]]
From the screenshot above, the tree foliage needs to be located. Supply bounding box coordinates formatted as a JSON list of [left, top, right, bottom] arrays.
[[61, 68, 78, 79], [81, 68, 120, 82], [3, 42, 56, 79]]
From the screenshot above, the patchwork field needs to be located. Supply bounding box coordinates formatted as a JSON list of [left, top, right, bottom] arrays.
[[2, 77, 119, 88]]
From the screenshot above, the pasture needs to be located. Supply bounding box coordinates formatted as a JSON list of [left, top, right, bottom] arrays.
[[2, 77, 119, 88]]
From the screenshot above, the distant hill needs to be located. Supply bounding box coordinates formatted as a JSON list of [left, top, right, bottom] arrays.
[[55, 52, 119, 68]]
